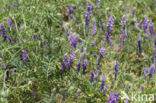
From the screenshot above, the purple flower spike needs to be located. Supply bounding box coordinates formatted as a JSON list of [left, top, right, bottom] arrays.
[[149, 65, 155, 79], [114, 91, 119, 103], [69, 34, 79, 48], [7, 18, 13, 30], [0, 24, 7, 41], [106, 16, 114, 45], [91, 39, 96, 47], [96, 0, 101, 8], [139, 20, 143, 29], [141, 86, 144, 92], [97, 46, 106, 67], [138, 37, 142, 56], [22, 50, 28, 62], [90, 70, 95, 83], [72, 5, 76, 10], [99, 46, 106, 59], [67, 5, 71, 14], [66, 29, 70, 37], [85, 2, 93, 32], [144, 16, 149, 35], [7, 36, 12, 44], [121, 16, 127, 30], [6, 71, 9, 80], [75, 56, 82, 76], [149, 20, 154, 36], [91, 19, 96, 38], [61, 55, 68, 76], [14, 4, 18, 8], [3, 64, 7, 70], [155, 40, 156, 49], [131, 8, 134, 16], [68, 52, 75, 70], [70, 14, 75, 21], [107, 92, 116, 103], [144, 67, 148, 78], [100, 76, 106, 91], [83, 59, 88, 74], [32, 90, 35, 96], [114, 61, 119, 80]]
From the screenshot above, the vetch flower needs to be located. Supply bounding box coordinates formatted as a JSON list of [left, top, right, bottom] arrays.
[[121, 16, 127, 30], [138, 37, 142, 56], [75, 56, 82, 76], [97, 46, 106, 67], [61, 54, 68, 76], [131, 8, 134, 16], [14, 4, 18, 8], [119, 31, 127, 50], [91, 39, 96, 47], [96, 0, 101, 8], [141, 86, 144, 91], [100, 76, 106, 91], [7, 18, 13, 30], [90, 70, 95, 83], [68, 52, 75, 70], [66, 29, 70, 37], [83, 59, 88, 74], [144, 67, 148, 78], [6, 71, 9, 80], [69, 34, 79, 48], [144, 16, 149, 35], [7, 36, 12, 44], [107, 91, 119, 103], [85, 2, 93, 32], [0, 24, 7, 41], [3, 64, 7, 70], [107, 92, 116, 103], [114, 91, 119, 103], [105, 16, 114, 45], [149, 20, 154, 36], [149, 64, 155, 79], [22, 50, 28, 62], [91, 19, 96, 38], [67, 5, 71, 14], [114, 61, 119, 80]]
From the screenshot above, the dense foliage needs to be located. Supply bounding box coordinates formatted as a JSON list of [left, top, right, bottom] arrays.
[[0, 0, 156, 103]]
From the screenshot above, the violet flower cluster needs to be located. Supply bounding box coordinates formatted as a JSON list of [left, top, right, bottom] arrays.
[[107, 91, 118, 103], [114, 61, 119, 80], [91, 19, 96, 38], [61, 54, 68, 76], [106, 16, 114, 45], [69, 34, 79, 48], [68, 52, 75, 70], [0, 24, 7, 41], [97, 46, 106, 67], [85, 2, 93, 32], [90, 70, 95, 83], [138, 37, 142, 56], [100, 76, 106, 91], [83, 58, 88, 74], [22, 50, 28, 62]]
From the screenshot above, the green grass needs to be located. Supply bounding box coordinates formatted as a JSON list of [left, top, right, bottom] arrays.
[[0, 0, 156, 103]]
